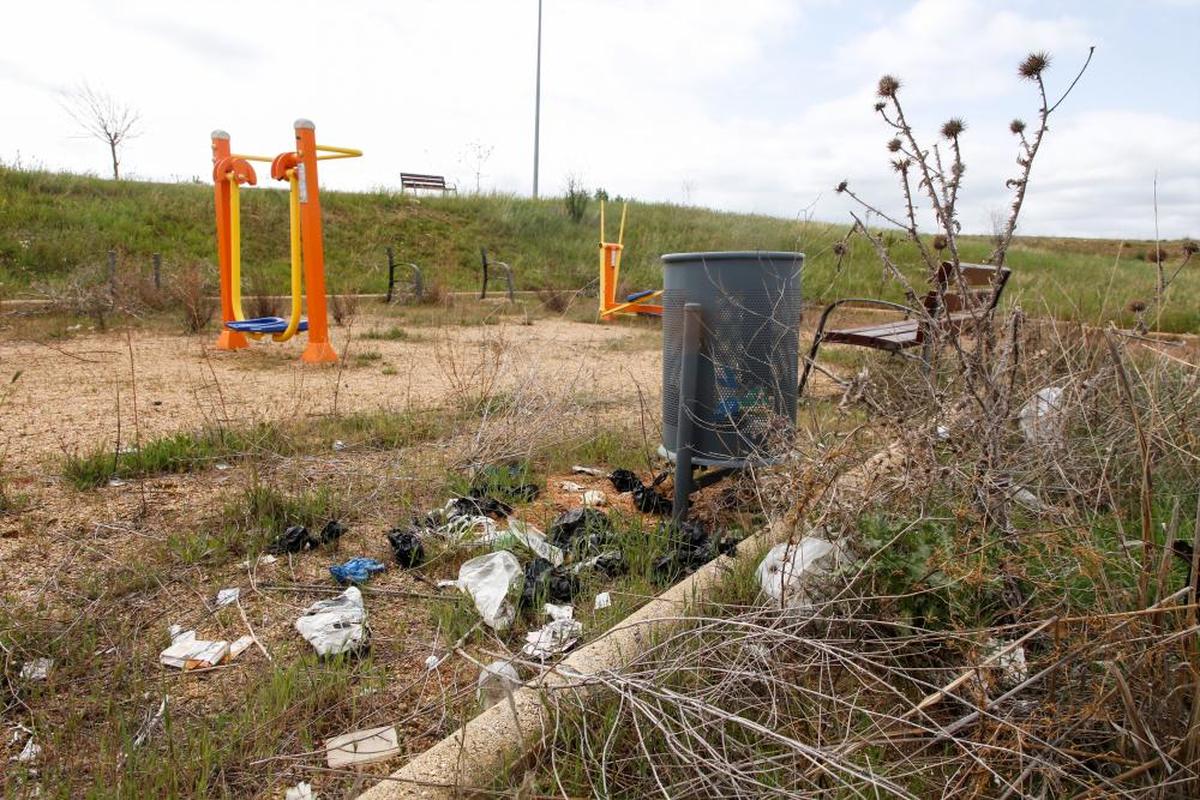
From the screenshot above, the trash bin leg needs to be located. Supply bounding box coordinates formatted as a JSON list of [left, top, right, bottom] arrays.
[[672, 303, 702, 525]]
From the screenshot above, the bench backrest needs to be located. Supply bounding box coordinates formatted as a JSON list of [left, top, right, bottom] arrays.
[[400, 173, 449, 189], [922, 261, 1012, 316]]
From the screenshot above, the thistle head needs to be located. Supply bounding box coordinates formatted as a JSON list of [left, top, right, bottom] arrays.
[[1009, 118, 1026, 135], [873, 101, 887, 113], [932, 235, 948, 251], [832, 241, 848, 256], [940, 118, 966, 139], [887, 137, 902, 153], [1127, 299, 1147, 314], [1182, 240, 1198, 255], [877, 74, 901, 98], [835, 180, 848, 193], [1018, 52, 1051, 80], [891, 158, 911, 173]]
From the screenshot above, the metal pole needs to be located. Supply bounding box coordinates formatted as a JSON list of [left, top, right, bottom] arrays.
[[385, 247, 395, 304], [152, 252, 162, 290], [532, 0, 542, 199], [672, 302, 702, 525], [107, 249, 117, 289]]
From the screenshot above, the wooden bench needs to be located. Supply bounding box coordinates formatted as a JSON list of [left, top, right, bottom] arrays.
[[400, 172, 456, 194], [798, 261, 1012, 396]]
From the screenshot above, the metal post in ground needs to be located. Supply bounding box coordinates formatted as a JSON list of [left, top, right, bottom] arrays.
[[152, 253, 162, 290], [385, 247, 396, 304], [672, 302, 702, 525], [107, 249, 117, 290]]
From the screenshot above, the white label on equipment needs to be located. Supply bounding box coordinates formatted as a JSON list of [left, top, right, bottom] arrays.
[[298, 164, 308, 203]]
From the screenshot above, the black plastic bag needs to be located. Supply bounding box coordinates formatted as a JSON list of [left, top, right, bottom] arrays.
[[469, 463, 541, 504], [387, 527, 425, 568], [520, 557, 580, 608], [320, 520, 347, 544], [651, 521, 739, 583], [608, 469, 642, 494], [447, 496, 512, 520], [548, 508, 612, 549], [632, 484, 672, 515], [268, 525, 318, 555]]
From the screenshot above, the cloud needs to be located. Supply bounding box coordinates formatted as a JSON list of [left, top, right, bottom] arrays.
[[0, 0, 1195, 238]]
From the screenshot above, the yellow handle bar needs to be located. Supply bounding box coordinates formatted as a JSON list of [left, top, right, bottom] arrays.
[[315, 144, 362, 156]]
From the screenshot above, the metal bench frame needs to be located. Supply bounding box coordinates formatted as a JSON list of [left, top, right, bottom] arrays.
[[799, 261, 1012, 396]]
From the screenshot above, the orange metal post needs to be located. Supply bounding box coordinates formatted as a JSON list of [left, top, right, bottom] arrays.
[[212, 131, 248, 350], [294, 119, 338, 364], [599, 241, 621, 320]]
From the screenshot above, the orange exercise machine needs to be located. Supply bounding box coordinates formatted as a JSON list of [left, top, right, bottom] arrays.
[[211, 119, 361, 363], [597, 199, 662, 319]]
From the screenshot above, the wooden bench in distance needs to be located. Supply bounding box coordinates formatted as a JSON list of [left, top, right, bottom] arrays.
[[798, 261, 1012, 396], [399, 172, 456, 194]]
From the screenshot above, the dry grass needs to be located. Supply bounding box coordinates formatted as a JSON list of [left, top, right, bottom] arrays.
[[495, 316, 1200, 798]]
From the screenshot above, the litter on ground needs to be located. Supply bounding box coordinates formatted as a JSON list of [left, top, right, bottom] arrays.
[[582, 489, 607, 507], [544, 602, 574, 621], [215, 587, 240, 607], [594, 592, 612, 610], [756, 536, 842, 609], [19, 658, 53, 681], [505, 519, 564, 566], [325, 725, 399, 768], [523, 618, 583, 659], [451, 551, 522, 629], [558, 480, 586, 492], [285, 782, 315, 800], [571, 465, 607, 477], [329, 556, 387, 585], [387, 527, 425, 567], [294, 586, 368, 656], [652, 521, 738, 583], [520, 557, 580, 608], [476, 659, 521, 706], [268, 525, 318, 555], [159, 632, 230, 670], [1019, 385, 1065, 445]]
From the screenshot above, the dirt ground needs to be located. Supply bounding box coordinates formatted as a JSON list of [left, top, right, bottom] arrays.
[[0, 313, 659, 467]]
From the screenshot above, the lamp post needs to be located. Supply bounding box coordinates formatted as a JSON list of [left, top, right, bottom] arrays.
[[532, 0, 542, 198]]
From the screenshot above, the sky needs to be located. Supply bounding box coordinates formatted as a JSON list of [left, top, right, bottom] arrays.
[[3, 0, 1198, 238]]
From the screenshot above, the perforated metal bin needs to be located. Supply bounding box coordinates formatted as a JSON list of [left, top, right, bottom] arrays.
[[661, 251, 804, 467]]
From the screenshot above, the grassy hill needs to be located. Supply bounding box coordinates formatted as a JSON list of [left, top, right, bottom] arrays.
[[1, 166, 1195, 332]]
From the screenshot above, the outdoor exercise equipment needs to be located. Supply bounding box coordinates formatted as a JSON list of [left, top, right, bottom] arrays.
[[210, 119, 362, 363], [479, 248, 515, 301], [597, 199, 662, 319]]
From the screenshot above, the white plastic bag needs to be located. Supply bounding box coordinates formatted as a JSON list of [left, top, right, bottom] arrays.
[[522, 618, 582, 659], [476, 659, 521, 706], [294, 586, 367, 656], [756, 537, 842, 609], [1018, 386, 1065, 445], [453, 551, 522, 630], [506, 520, 564, 566]]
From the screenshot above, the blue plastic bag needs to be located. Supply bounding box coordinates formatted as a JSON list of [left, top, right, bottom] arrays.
[[329, 557, 387, 585]]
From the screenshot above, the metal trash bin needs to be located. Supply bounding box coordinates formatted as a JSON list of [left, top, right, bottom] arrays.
[[661, 251, 804, 468]]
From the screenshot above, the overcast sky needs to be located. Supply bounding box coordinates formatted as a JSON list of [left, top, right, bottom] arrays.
[[3, 0, 1198, 238]]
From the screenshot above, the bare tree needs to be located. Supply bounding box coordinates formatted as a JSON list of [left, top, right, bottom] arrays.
[[459, 140, 494, 194], [62, 83, 141, 180]]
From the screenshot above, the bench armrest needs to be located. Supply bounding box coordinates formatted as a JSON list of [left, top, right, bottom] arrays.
[[813, 297, 924, 331]]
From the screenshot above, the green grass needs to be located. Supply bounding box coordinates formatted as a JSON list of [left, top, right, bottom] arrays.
[[2, 165, 1195, 332], [61, 410, 450, 489]]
